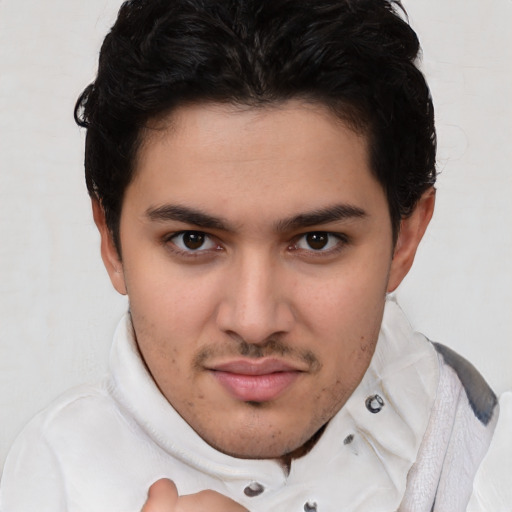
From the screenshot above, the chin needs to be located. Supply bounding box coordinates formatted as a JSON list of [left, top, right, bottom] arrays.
[[214, 439, 297, 460], [202, 417, 319, 460]]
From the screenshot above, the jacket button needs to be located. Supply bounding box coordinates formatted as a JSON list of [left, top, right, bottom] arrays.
[[244, 482, 264, 497], [304, 500, 318, 511], [343, 434, 354, 445], [365, 394, 384, 413]]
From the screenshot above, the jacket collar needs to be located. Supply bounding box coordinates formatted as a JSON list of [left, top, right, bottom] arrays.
[[109, 298, 439, 510]]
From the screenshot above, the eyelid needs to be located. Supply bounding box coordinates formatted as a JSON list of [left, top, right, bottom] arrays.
[[164, 230, 222, 255], [162, 229, 348, 259], [289, 231, 349, 255]]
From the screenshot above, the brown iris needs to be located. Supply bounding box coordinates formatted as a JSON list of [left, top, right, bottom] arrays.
[[182, 232, 206, 250], [305, 232, 329, 250]]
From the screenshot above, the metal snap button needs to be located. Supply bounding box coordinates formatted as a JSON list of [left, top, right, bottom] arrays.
[[304, 500, 318, 512], [365, 394, 384, 413], [243, 482, 264, 497]]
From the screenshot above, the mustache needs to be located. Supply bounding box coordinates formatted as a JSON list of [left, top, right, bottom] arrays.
[[193, 337, 322, 372]]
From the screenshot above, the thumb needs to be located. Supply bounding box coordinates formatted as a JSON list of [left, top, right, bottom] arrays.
[[141, 479, 179, 512], [180, 489, 250, 511]]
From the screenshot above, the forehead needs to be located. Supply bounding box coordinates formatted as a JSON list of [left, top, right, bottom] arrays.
[[142, 100, 367, 162], [126, 101, 384, 225]]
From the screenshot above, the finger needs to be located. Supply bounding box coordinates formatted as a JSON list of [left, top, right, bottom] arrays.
[[141, 479, 179, 512], [180, 489, 249, 512]]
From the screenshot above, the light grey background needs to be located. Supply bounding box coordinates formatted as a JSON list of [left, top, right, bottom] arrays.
[[1, 0, 511, 473]]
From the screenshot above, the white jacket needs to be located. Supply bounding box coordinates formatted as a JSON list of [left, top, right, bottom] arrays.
[[0, 300, 505, 512]]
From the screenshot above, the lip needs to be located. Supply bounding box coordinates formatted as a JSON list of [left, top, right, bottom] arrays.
[[208, 358, 303, 402]]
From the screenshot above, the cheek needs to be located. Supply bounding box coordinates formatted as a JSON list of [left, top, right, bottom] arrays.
[[300, 263, 389, 332], [298, 263, 388, 380], [124, 260, 220, 331]]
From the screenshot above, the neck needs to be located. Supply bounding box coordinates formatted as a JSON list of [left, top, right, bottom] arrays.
[[277, 423, 328, 474]]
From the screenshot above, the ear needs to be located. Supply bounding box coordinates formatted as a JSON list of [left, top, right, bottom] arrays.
[[91, 199, 127, 295], [387, 187, 435, 292]]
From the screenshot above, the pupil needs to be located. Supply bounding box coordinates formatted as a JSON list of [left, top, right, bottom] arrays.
[[306, 232, 328, 250], [183, 232, 205, 250]]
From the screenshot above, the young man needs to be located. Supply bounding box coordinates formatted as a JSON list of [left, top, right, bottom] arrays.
[[0, 1, 504, 511]]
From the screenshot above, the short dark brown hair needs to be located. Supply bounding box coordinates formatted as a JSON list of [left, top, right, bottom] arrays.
[[75, 0, 436, 252]]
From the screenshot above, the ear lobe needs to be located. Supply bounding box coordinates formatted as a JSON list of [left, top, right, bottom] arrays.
[[387, 187, 435, 293], [91, 199, 127, 296]]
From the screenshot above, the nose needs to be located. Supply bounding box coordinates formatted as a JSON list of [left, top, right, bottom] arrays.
[[215, 251, 295, 345]]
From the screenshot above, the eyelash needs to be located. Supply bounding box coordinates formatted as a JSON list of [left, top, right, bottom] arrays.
[[162, 230, 349, 259], [289, 232, 349, 257], [163, 231, 222, 258]]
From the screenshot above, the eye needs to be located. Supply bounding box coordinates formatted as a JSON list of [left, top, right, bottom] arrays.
[[169, 231, 218, 252], [293, 232, 345, 252]]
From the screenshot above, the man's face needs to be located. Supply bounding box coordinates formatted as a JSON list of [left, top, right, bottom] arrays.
[[107, 101, 402, 459]]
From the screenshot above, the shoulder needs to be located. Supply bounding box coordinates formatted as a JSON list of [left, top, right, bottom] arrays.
[[400, 341, 500, 511], [432, 342, 498, 426], [467, 391, 512, 511], [0, 380, 117, 512], [12, 379, 116, 445]]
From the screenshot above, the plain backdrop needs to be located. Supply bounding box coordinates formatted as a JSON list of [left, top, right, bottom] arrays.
[[0, 0, 511, 474]]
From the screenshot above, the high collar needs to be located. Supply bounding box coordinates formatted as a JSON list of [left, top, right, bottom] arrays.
[[108, 298, 439, 510]]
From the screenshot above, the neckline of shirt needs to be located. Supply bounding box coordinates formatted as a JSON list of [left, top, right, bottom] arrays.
[[108, 298, 439, 497]]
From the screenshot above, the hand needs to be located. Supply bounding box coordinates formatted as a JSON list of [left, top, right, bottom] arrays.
[[141, 478, 249, 512]]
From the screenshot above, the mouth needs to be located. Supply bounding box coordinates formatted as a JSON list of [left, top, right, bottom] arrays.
[[207, 359, 304, 402]]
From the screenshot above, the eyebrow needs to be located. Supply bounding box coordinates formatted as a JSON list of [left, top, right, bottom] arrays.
[[145, 204, 234, 231], [145, 202, 367, 232], [275, 204, 367, 232]]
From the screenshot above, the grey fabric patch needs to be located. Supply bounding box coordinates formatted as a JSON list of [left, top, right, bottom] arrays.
[[433, 342, 498, 425]]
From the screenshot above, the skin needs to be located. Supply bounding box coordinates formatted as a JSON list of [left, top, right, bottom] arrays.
[[141, 479, 248, 512], [93, 100, 434, 507]]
